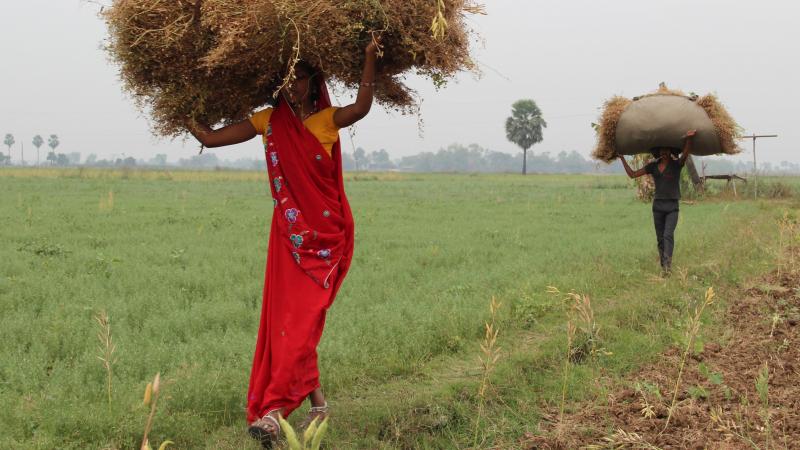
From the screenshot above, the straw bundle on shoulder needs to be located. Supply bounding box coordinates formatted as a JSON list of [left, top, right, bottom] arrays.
[[696, 93, 741, 159], [591, 85, 742, 163], [104, 0, 483, 137], [592, 96, 631, 164]]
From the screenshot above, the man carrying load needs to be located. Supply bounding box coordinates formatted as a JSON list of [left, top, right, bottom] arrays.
[[618, 130, 696, 275]]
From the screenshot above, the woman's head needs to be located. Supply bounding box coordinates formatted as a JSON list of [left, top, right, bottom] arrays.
[[279, 60, 321, 108]]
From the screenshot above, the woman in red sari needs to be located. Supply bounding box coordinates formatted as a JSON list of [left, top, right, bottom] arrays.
[[187, 40, 379, 446]]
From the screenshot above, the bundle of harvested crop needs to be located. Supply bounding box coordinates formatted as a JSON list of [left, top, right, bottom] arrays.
[[592, 84, 742, 162], [104, 0, 483, 137]]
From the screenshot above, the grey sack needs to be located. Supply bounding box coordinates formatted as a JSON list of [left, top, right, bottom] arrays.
[[615, 95, 722, 156]]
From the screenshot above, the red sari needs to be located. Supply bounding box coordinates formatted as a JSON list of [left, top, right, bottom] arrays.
[[246, 79, 355, 422]]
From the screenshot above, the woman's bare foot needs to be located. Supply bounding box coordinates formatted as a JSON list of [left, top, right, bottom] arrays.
[[299, 388, 329, 430], [299, 402, 329, 431]]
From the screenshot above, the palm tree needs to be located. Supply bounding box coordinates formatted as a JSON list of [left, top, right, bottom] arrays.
[[33, 135, 44, 166], [4, 134, 14, 164], [48, 135, 60, 165], [505, 100, 546, 175]]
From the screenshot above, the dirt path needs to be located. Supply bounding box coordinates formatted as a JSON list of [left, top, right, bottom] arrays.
[[525, 262, 800, 449]]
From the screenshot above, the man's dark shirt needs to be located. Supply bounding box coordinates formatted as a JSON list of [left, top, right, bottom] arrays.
[[645, 158, 684, 200]]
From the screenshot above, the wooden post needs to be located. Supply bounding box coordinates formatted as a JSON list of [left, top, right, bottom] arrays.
[[741, 134, 777, 199], [685, 155, 703, 193]]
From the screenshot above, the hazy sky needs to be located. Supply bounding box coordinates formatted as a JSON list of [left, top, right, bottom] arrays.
[[1, 0, 798, 164]]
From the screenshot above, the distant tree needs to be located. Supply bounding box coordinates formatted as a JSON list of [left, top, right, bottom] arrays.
[[369, 149, 395, 170], [505, 100, 546, 175], [178, 153, 218, 168], [353, 147, 366, 171], [4, 134, 14, 164], [48, 135, 60, 163], [151, 154, 167, 166], [68, 152, 81, 165], [341, 152, 356, 171], [46, 151, 57, 165], [85, 153, 98, 165], [56, 153, 69, 166], [32, 135, 44, 166], [398, 151, 435, 172], [485, 149, 519, 172]]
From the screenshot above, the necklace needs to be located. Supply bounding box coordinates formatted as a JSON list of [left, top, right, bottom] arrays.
[[297, 104, 315, 122]]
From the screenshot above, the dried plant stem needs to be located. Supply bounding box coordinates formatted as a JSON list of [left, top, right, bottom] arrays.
[[755, 362, 771, 449], [598, 428, 664, 450], [559, 321, 576, 426], [141, 372, 162, 450], [95, 310, 116, 408], [473, 296, 501, 447], [272, 16, 302, 100], [709, 406, 760, 450], [662, 287, 715, 433]]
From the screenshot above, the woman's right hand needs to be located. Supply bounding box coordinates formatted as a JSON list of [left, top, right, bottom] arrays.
[[186, 119, 258, 149]]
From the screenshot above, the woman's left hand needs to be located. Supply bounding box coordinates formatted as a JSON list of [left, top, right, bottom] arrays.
[[366, 35, 382, 58]]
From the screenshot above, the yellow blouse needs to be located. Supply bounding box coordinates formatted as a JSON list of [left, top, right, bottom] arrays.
[[249, 107, 340, 156]]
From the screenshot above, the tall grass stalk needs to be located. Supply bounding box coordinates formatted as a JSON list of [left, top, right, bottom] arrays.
[[473, 296, 501, 447], [559, 321, 576, 427], [141, 372, 161, 450], [777, 211, 798, 275], [755, 362, 771, 449], [546, 286, 608, 431], [94, 310, 116, 408], [662, 287, 715, 433]]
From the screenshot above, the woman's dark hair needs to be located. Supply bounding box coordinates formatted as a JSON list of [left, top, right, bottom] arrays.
[[295, 60, 321, 103]]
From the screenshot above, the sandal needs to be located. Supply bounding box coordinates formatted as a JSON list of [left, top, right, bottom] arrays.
[[248, 409, 281, 448], [298, 402, 329, 431]]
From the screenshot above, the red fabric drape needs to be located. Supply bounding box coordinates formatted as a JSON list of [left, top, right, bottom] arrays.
[[246, 78, 354, 422]]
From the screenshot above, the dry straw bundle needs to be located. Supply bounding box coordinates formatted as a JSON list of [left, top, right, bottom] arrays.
[[104, 0, 483, 137], [592, 84, 742, 163]]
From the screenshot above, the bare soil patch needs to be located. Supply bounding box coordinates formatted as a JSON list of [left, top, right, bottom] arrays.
[[526, 261, 800, 449]]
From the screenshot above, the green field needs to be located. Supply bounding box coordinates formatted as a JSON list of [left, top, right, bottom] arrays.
[[0, 168, 797, 449]]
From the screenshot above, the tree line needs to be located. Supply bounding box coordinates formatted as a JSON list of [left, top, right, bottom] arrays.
[[3, 133, 61, 166], [4, 98, 796, 174], [344, 143, 620, 174], [15, 144, 792, 176]]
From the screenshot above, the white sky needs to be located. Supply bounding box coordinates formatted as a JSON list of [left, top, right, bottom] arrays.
[[1, 0, 798, 163]]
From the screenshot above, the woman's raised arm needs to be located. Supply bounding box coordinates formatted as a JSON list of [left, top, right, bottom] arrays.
[[333, 38, 380, 128], [186, 120, 258, 148]]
